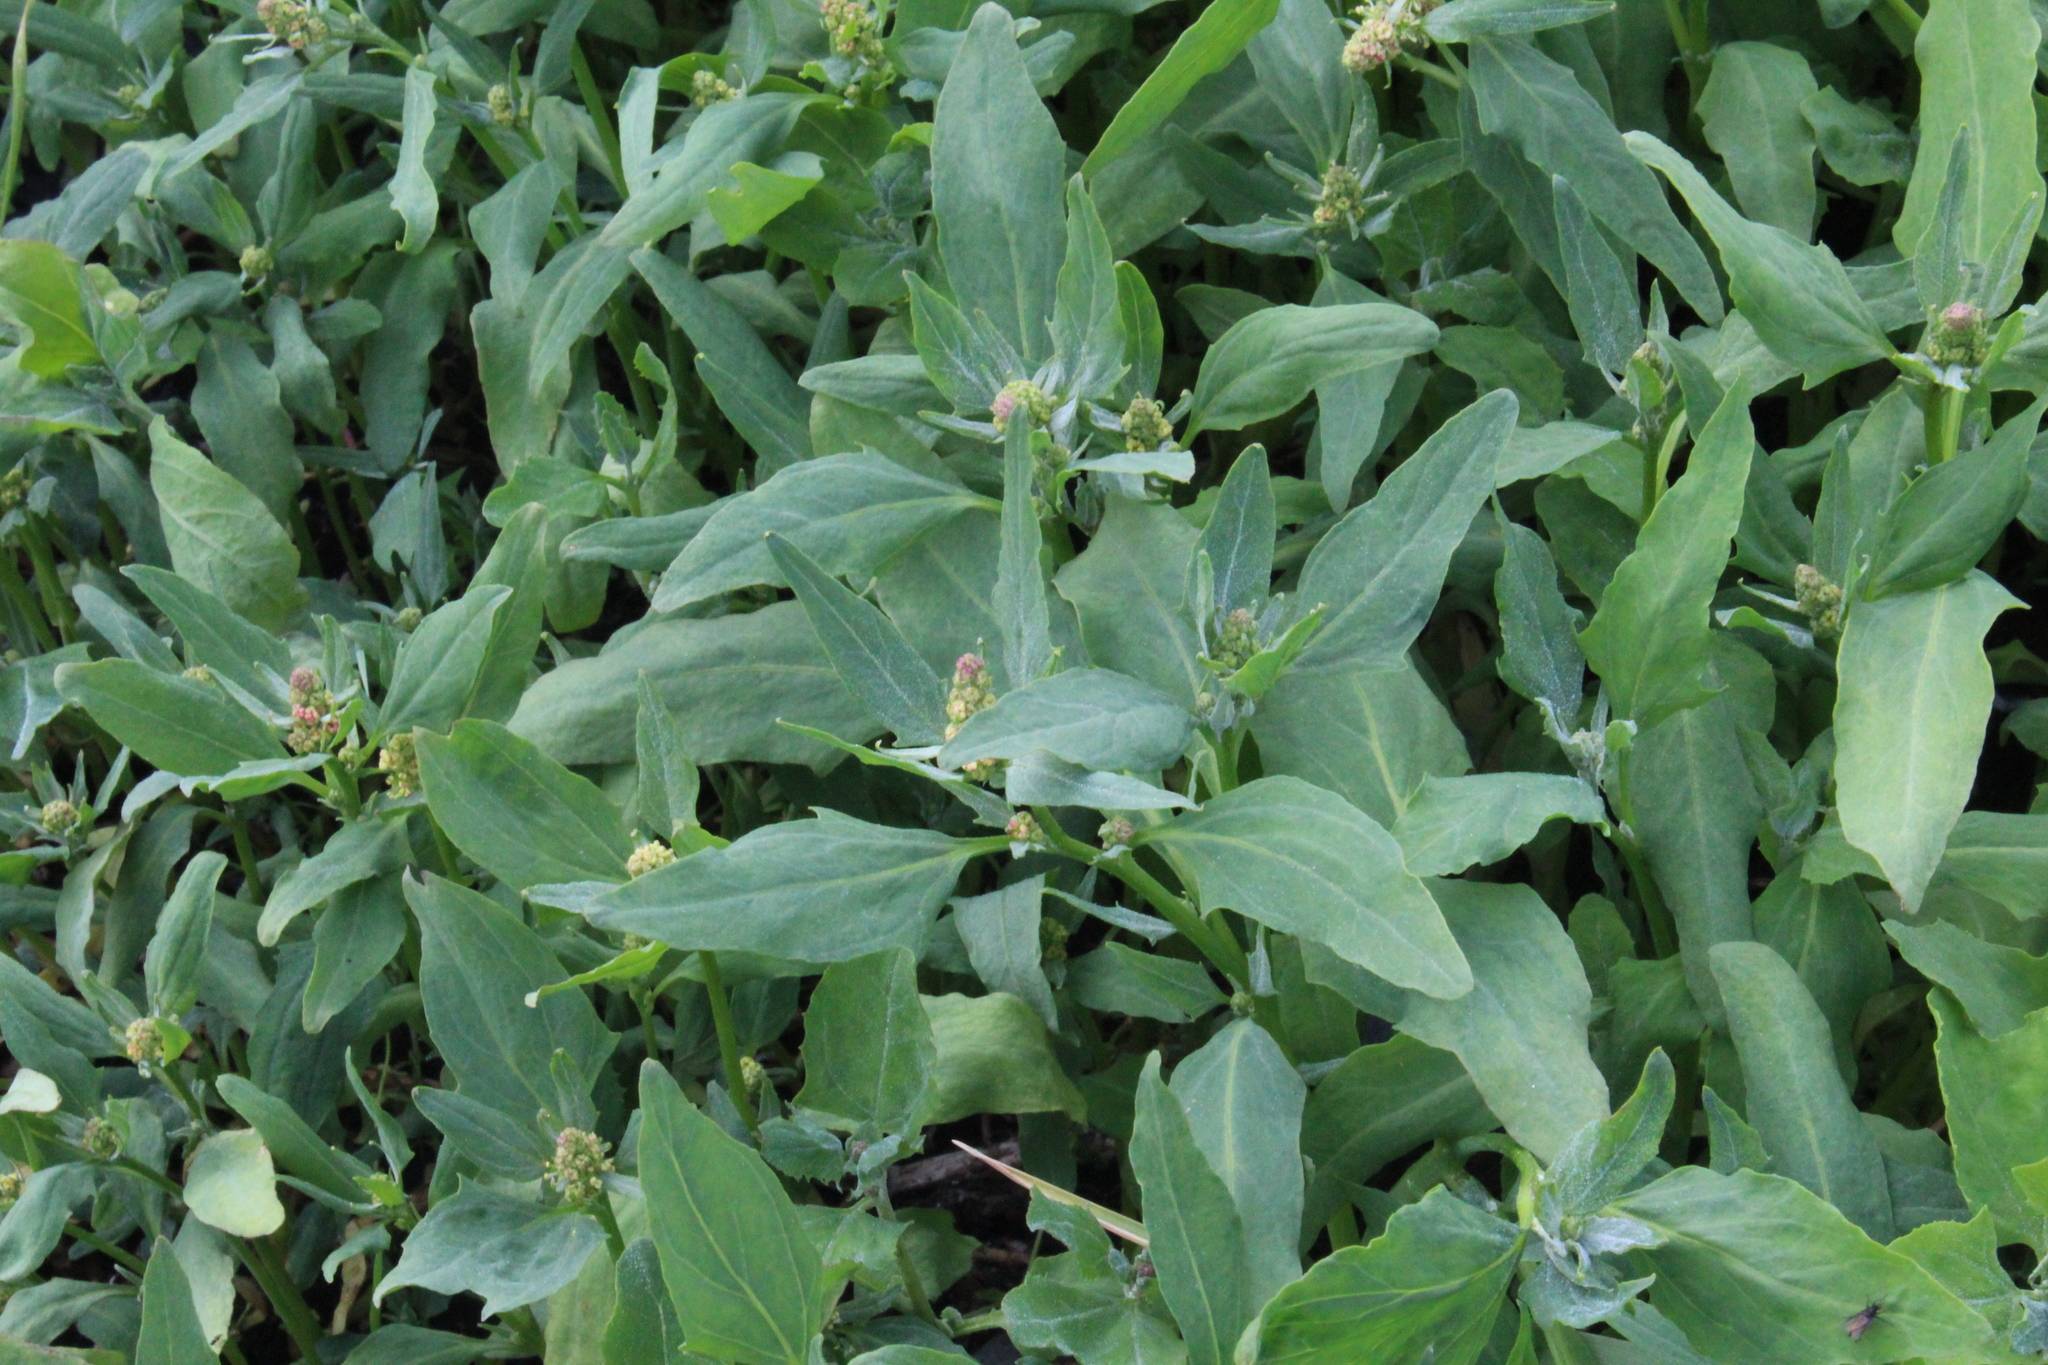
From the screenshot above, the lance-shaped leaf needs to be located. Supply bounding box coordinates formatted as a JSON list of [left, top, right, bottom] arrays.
[[417, 720, 633, 890], [996, 419, 1054, 688], [1392, 772, 1606, 876], [767, 534, 945, 746], [375, 1183, 605, 1318], [1186, 302, 1438, 437], [796, 948, 934, 1134], [941, 667, 1192, 774], [1129, 1052, 1252, 1365], [1139, 775, 1471, 998]]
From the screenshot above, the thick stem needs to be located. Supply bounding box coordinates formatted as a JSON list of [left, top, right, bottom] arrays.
[[698, 951, 759, 1134], [1925, 382, 1966, 464], [238, 1235, 324, 1361]]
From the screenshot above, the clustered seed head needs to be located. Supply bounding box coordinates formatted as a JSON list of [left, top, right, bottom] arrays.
[[1229, 989, 1255, 1018], [944, 653, 1000, 780], [820, 0, 885, 63], [1097, 816, 1136, 848], [39, 799, 77, 835], [256, 0, 328, 48], [1342, 0, 1433, 74], [1926, 301, 1989, 368], [0, 1165, 23, 1204], [378, 733, 420, 798], [690, 69, 738, 106], [239, 244, 273, 279], [124, 1016, 167, 1067], [183, 664, 214, 684], [0, 465, 30, 514], [286, 668, 342, 755], [1005, 811, 1042, 847], [1120, 395, 1175, 452], [1212, 607, 1260, 672], [991, 380, 1053, 435], [738, 1055, 767, 1094], [81, 1117, 120, 1161], [485, 83, 517, 127], [1039, 917, 1069, 963], [1792, 563, 1844, 641], [1311, 162, 1368, 234], [626, 839, 676, 878], [545, 1127, 613, 1205]]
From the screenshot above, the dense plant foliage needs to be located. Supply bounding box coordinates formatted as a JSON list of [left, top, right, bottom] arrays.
[[6, 0, 2048, 1357]]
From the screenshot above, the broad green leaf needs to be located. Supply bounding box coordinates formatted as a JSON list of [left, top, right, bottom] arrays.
[[602, 1238, 685, 1365], [941, 667, 1192, 774], [1627, 132, 1891, 384], [640, 1061, 827, 1361], [407, 874, 616, 1124], [144, 851, 224, 1018], [1835, 573, 2019, 909], [1249, 659, 1471, 826], [1049, 175, 1125, 397], [1392, 772, 1605, 876], [183, 1130, 285, 1238], [766, 534, 945, 747], [191, 334, 300, 521], [1710, 942, 1892, 1240], [1250, 1186, 1520, 1363], [1546, 1050, 1675, 1218], [1578, 390, 1753, 724], [933, 4, 1065, 361], [1426, 0, 1613, 39], [147, 418, 306, 631], [1003, 1190, 1181, 1360], [1301, 1037, 1494, 1226], [1614, 1166, 1997, 1361], [258, 818, 406, 945], [654, 454, 990, 612], [1141, 775, 1471, 998], [1085, 0, 1281, 174], [1293, 390, 1516, 673], [952, 876, 1058, 1030], [1305, 880, 1608, 1162], [1863, 395, 2042, 600], [707, 154, 823, 243], [589, 811, 986, 962], [996, 419, 1054, 688], [56, 659, 285, 777], [1186, 302, 1438, 437], [375, 1183, 604, 1317], [1195, 446, 1275, 616], [1492, 512, 1585, 725], [1468, 37, 1721, 322], [215, 1075, 375, 1206], [795, 949, 935, 1134], [1171, 1020, 1303, 1306], [379, 586, 514, 736], [1698, 43, 1819, 239], [1886, 919, 2048, 1037], [416, 720, 633, 890], [1930, 991, 2048, 1245], [1897, 0, 2043, 266], [0, 240, 95, 376], [391, 65, 438, 252], [1065, 942, 1225, 1022], [137, 1238, 216, 1365], [122, 565, 290, 713], [1055, 496, 1206, 703], [921, 992, 1086, 1123], [1552, 176, 1642, 375], [1129, 1052, 1251, 1365]]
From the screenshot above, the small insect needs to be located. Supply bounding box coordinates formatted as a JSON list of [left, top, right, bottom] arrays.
[[1843, 1302, 1883, 1341]]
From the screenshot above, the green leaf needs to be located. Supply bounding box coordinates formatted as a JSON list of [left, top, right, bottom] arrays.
[[1301, 1037, 1494, 1225], [1250, 1186, 1520, 1363], [137, 1238, 217, 1365], [1546, 1050, 1675, 1218], [1886, 918, 2048, 1038], [1055, 495, 1206, 704], [1083, 0, 1281, 174], [1578, 389, 1753, 724], [933, 4, 1066, 361], [1392, 772, 1605, 876], [1142, 775, 1471, 998], [1426, 0, 1613, 39], [184, 1129, 286, 1238], [996, 419, 1054, 689], [144, 851, 224, 1018], [1710, 942, 1893, 1239], [1468, 37, 1721, 323], [589, 811, 984, 962], [795, 948, 935, 1134], [416, 720, 633, 890], [1613, 1166, 1997, 1361], [1293, 390, 1517, 673], [1171, 1020, 1304, 1306], [1834, 573, 2019, 909], [1698, 43, 1820, 239], [1128, 1051, 1252, 1365], [766, 533, 945, 747], [1186, 302, 1438, 437], [922, 992, 1086, 1124], [0, 240, 95, 376], [1049, 175, 1126, 397], [375, 1183, 604, 1318], [407, 873, 616, 1124], [1552, 176, 1643, 376], [379, 586, 514, 737], [1627, 132, 1891, 384], [147, 418, 306, 631], [258, 818, 406, 945], [639, 1059, 828, 1362], [1862, 395, 2042, 600], [1896, 0, 2043, 267], [1195, 446, 1275, 616], [942, 667, 1191, 773], [391, 65, 438, 252], [123, 565, 290, 713], [952, 876, 1058, 1030], [654, 453, 988, 612], [1930, 990, 2048, 1245], [56, 659, 285, 777], [1065, 942, 1225, 1023], [1492, 512, 1585, 724]]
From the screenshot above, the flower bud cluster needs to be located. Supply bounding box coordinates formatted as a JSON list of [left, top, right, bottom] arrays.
[[1792, 564, 1844, 641], [1039, 916, 1069, 963], [545, 1128, 613, 1205], [239, 244, 273, 279], [256, 0, 328, 49], [1341, 0, 1435, 74], [690, 69, 739, 106], [486, 84, 517, 127], [0, 1165, 23, 1205], [81, 1117, 120, 1161], [378, 732, 420, 797], [0, 466, 29, 514], [124, 1016, 167, 1067], [1005, 811, 1043, 849], [627, 839, 676, 878], [991, 380, 1052, 435], [1311, 162, 1368, 234], [1925, 302, 1988, 369], [1120, 396, 1175, 452], [39, 799, 78, 835], [944, 653, 1000, 781], [1211, 607, 1260, 673], [821, 0, 886, 65], [286, 667, 342, 755]]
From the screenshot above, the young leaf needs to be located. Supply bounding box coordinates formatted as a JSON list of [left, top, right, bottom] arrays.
[[796, 948, 935, 1133]]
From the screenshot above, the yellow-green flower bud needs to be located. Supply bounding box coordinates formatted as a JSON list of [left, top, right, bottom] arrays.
[[991, 380, 1052, 435], [378, 733, 419, 798], [39, 800, 78, 834], [124, 1016, 167, 1067], [81, 1117, 120, 1161], [626, 840, 676, 878], [545, 1127, 613, 1205], [238, 244, 274, 279]]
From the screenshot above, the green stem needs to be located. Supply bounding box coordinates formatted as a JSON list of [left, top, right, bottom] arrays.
[[159, 1062, 209, 1131], [18, 517, 72, 641], [1925, 382, 1966, 464], [1642, 419, 1686, 523], [240, 1235, 324, 1361], [592, 1193, 627, 1261], [1395, 52, 1461, 90], [1324, 1202, 1361, 1251], [65, 1221, 145, 1274], [698, 951, 759, 1134], [570, 44, 625, 193], [223, 805, 263, 893], [1881, 0, 1922, 34], [0, 1, 28, 224], [0, 547, 54, 652], [893, 1237, 940, 1325], [1031, 806, 1249, 986]]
